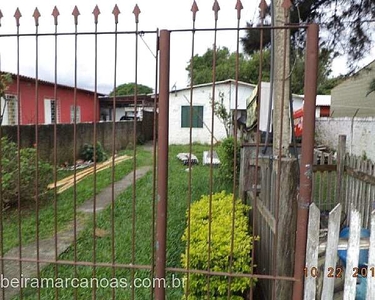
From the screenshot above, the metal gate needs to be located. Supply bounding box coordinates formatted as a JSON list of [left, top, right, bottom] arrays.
[[0, 1, 318, 299]]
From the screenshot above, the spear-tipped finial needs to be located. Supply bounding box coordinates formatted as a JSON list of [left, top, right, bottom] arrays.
[[52, 6, 60, 26], [72, 6, 80, 25], [191, 1, 199, 22], [0, 10, 3, 27], [33, 8, 41, 26], [133, 4, 141, 23], [282, 0, 292, 17], [112, 5, 120, 24], [259, 0, 268, 20], [93, 5, 100, 24], [235, 0, 243, 20], [212, 0, 220, 21], [14, 8, 22, 27]]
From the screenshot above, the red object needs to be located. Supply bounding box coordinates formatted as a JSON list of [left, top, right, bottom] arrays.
[[4, 73, 101, 124], [293, 107, 304, 138]]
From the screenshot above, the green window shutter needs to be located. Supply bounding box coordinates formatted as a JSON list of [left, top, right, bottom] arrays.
[[195, 106, 203, 128], [181, 106, 189, 128], [181, 105, 203, 128]]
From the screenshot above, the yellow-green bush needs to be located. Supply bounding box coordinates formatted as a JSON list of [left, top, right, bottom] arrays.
[[181, 191, 256, 299]]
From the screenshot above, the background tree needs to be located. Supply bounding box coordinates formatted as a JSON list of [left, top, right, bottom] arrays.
[[241, 0, 375, 70], [186, 47, 338, 94], [110, 83, 152, 96]]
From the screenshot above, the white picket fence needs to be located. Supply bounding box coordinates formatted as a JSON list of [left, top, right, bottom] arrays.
[[304, 203, 375, 299]]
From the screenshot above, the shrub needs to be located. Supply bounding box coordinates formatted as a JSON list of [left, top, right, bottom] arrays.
[[80, 142, 108, 162], [181, 191, 256, 299], [1, 137, 52, 206], [217, 137, 240, 184]]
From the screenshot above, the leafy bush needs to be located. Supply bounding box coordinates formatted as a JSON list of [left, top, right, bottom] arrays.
[[1, 137, 52, 206], [80, 142, 108, 162], [181, 191, 256, 299], [217, 137, 240, 184]]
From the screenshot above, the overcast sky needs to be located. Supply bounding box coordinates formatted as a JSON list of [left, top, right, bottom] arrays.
[[0, 0, 373, 95]]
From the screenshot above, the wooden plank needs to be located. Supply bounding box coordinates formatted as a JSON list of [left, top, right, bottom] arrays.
[[304, 203, 320, 300], [256, 197, 275, 234], [344, 154, 350, 223], [336, 135, 346, 206], [312, 164, 337, 172], [321, 203, 342, 299], [343, 209, 361, 300], [367, 210, 375, 300], [345, 166, 375, 185], [326, 153, 333, 209], [319, 152, 324, 207]]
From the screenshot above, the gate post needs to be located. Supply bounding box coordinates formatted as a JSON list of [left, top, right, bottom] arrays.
[[155, 29, 170, 300], [292, 23, 319, 299]]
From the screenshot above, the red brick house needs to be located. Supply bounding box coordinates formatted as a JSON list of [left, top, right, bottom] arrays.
[[1, 73, 103, 125]]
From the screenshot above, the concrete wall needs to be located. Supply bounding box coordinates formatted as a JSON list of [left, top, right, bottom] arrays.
[[1, 111, 154, 163], [331, 60, 375, 117], [315, 117, 375, 160]]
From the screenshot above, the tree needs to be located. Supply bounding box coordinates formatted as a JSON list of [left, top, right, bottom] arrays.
[[186, 46, 270, 86], [241, 0, 375, 70], [186, 47, 338, 94], [0, 73, 12, 98], [110, 83, 152, 96]]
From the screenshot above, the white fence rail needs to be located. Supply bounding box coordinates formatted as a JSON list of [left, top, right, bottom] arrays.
[[304, 203, 375, 299]]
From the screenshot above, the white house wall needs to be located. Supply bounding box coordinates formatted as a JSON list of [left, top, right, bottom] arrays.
[[169, 83, 251, 144]]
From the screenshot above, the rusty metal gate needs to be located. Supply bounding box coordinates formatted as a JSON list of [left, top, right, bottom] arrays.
[[0, 1, 318, 299]]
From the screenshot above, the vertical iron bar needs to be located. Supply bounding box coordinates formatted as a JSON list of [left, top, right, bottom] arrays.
[[34, 15, 41, 300], [73, 18, 78, 300], [0, 72, 4, 300], [111, 18, 118, 300], [249, 19, 265, 300], [92, 11, 99, 300], [207, 6, 219, 296], [292, 23, 319, 300], [53, 14, 59, 300], [16, 16, 23, 300], [131, 19, 139, 300], [227, 7, 243, 298], [155, 29, 170, 300], [185, 7, 197, 298], [150, 28, 159, 300]]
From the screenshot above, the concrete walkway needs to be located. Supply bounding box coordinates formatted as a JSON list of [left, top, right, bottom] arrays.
[[0, 165, 151, 299]]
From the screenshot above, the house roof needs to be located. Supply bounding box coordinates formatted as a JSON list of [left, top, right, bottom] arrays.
[[172, 79, 257, 93], [331, 59, 375, 93], [316, 95, 331, 106], [2, 72, 105, 96]]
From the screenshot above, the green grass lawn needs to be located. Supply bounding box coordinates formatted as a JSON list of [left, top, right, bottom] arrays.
[[1, 147, 152, 255], [14, 144, 233, 299]]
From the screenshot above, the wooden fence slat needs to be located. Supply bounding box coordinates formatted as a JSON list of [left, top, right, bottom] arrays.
[[367, 210, 375, 300], [321, 203, 342, 298], [304, 203, 320, 300], [343, 208, 361, 300]]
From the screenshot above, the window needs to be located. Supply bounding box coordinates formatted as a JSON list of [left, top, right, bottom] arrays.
[[44, 99, 58, 124], [70, 105, 81, 123], [5, 94, 18, 125], [181, 106, 203, 128]]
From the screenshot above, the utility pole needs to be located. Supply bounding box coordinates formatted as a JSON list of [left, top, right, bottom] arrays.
[[271, 1, 298, 300], [273, 0, 291, 156]]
